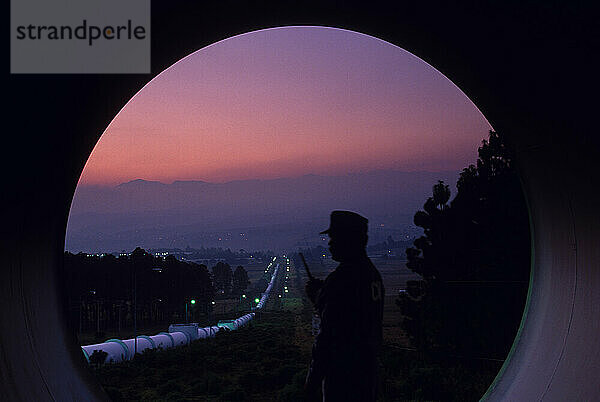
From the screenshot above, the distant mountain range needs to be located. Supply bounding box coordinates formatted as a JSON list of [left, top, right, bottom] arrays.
[[66, 169, 460, 253]]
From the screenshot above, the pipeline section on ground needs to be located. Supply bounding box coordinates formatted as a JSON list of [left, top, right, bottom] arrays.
[[81, 259, 280, 364]]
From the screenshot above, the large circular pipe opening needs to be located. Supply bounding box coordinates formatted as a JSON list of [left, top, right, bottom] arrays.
[[65, 26, 529, 400]]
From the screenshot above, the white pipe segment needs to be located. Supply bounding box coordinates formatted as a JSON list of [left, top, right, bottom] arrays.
[[256, 264, 280, 310], [122, 336, 154, 358], [81, 340, 128, 364], [158, 332, 175, 347], [169, 331, 189, 347], [168, 323, 199, 341], [149, 334, 174, 350]]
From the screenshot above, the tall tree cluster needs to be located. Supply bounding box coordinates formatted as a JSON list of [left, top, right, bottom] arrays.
[[212, 263, 250, 297], [212, 262, 233, 295], [398, 131, 530, 359], [232, 265, 250, 296], [63, 247, 215, 331]]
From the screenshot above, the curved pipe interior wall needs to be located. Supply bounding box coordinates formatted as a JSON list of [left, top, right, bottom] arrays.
[[3, 2, 598, 400]]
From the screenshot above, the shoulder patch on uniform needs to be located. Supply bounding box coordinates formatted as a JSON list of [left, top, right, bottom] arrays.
[[371, 281, 382, 301]]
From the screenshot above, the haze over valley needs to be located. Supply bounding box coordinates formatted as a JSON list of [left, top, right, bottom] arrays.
[[66, 169, 459, 253]]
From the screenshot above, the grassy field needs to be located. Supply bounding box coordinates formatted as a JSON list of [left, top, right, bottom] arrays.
[[95, 311, 311, 401], [91, 257, 502, 401]]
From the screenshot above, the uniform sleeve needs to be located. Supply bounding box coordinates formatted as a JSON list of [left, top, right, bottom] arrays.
[[305, 278, 325, 305], [307, 275, 345, 383], [307, 304, 332, 383]]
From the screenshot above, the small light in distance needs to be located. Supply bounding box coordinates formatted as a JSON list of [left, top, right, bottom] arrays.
[[255, 298, 260, 303], [190, 299, 196, 304]]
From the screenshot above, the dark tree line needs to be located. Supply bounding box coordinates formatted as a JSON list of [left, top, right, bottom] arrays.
[[212, 262, 233, 295], [232, 265, 250, 296], [63, 248, 249, 336], [212, 262, 251, 297], [397, 130, 530, 360]]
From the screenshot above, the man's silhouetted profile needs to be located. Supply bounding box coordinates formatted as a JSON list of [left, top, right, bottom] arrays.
[[305, 211, 385, 401]]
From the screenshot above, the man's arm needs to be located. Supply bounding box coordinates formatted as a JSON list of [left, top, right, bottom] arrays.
[[305, 302, 333, 396], [305, 277, 324, 305], [305, 274, 345, 396], [304, 278, 326, 399]]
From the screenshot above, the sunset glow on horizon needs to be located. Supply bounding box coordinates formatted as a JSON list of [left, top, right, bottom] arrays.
[[79, 26, 492, 186]]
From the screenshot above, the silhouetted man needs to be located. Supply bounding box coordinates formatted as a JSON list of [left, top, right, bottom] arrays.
[[305, 211, 385, 402]]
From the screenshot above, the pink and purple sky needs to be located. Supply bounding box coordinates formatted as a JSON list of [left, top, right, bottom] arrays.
[[79, 26, 491, 186]]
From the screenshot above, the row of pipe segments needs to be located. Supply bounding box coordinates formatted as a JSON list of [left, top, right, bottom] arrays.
[[81, 259, 280, 364], [257, 263, 279, 309]]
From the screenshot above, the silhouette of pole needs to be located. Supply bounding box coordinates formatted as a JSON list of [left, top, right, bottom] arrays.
[[133, 261, 137, 356], [299, 253, 315, 281], [79, 297, 82, 335]]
